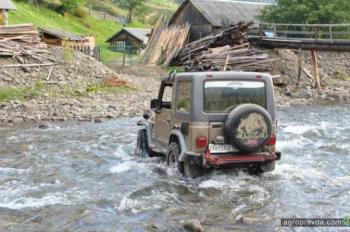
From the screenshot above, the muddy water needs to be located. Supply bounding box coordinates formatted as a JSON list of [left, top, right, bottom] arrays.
[[0, 106, 349, 231]]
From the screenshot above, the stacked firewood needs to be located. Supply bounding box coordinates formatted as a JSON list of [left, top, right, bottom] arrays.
[[141, 17, 190, 65], [0, 24, 49, 61], [171, 22, 273, 72]]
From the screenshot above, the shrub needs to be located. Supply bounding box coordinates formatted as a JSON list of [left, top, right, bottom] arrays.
[[73, 7, 88, 18]]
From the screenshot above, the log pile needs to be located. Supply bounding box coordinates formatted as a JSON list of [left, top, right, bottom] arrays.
[[0, 24, 49, 61], [141, 17, 190, 65], [171, 22, 273, 72]]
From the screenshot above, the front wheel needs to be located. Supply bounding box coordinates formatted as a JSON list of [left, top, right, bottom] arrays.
[[135, 129, 150, 158]]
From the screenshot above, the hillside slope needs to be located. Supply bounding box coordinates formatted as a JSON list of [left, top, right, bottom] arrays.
[[8, 1, 178, 61]]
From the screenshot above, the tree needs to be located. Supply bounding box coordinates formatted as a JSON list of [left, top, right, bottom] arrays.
[[259, 0, 350, 24], [115, 0, 146, 23]]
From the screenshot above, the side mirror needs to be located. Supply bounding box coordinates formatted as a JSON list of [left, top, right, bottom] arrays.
[[150, 99, 158, 110]]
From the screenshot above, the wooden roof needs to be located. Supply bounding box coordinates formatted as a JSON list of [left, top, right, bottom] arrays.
[[169, 0, 271, 27], [40, 28, 88, 41], [0, 0, 16, 10], [106, 28, 151, 44]]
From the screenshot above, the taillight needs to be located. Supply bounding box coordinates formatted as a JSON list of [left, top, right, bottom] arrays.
[[196, 136, 208, 148], [267, 134, 276, 145]]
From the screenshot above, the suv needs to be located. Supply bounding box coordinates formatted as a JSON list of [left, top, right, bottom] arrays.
[[136, 71, 281, 178]]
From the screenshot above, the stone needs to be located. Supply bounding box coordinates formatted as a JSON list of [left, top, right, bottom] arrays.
[[242, 212, 270, 225], [297, 89, 312, 99], [94, 118, 103, 123], [183, 219, 203, 232], [38, 123, 49, 130]]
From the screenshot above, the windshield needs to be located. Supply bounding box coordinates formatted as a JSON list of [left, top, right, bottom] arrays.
[[204, 80, 266, 112]]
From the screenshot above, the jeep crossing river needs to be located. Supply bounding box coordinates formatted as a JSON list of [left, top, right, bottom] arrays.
[[136, 71, 281, 178]]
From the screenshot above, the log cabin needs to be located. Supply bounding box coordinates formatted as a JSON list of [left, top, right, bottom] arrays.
[[106, 28, 151, 53], [168, 0, 269, 42]]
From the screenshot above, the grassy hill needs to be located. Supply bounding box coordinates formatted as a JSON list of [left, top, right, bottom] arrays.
[[8, 0, 178, 62]]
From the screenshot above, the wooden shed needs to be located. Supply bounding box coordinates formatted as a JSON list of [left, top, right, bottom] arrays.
[[169, 0, 268, 42], [106, 28, 151, 52], [0, 0, 16, 25], [39, 28, 95, 55]]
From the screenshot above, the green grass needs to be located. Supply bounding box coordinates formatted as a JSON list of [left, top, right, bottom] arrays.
[[162, 65, 185, 74], [84, 83, 133, 95], [8, 1, 178, 62], [9, 2, 121, 44], [0, 83, 42, 101]]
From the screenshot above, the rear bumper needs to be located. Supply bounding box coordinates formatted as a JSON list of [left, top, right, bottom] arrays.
[[202, 150, 281, 167]]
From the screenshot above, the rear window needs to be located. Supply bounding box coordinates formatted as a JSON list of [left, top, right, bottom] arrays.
[[204, 80, 266, 112]]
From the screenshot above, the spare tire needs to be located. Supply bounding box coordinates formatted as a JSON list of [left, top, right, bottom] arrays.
[[225, 104, 272, 153]]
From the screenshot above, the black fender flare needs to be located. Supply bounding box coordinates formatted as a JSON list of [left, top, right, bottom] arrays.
[[137, 120, 152, 147]]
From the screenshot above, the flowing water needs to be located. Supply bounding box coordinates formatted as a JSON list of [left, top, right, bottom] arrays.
[[0, 106, 349, 232]]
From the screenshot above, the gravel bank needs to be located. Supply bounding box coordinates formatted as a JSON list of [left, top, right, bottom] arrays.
[[1, 47, 350, 125]]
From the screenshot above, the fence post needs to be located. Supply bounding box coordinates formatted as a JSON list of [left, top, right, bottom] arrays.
[[329, 25, 333, 41], [273, 23, 277, 37], [122, 46, 126, 67]]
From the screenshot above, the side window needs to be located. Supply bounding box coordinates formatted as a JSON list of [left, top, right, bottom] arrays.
[[176, 81, 192, 113], [161, 85, 172, 109]]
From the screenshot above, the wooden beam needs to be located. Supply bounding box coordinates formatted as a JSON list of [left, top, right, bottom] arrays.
[[311, 49, 322, 91], [223, 54, 230, 71], [297, 48, 304, 87], [1, 63, 54, 68]]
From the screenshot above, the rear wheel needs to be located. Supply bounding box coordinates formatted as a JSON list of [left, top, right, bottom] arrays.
[[183, 159, 206, 179], [136, 129, 150, 158], [248, 161, 275, 175], [261, 161, 275, 172], [166, 142, 184, 175]]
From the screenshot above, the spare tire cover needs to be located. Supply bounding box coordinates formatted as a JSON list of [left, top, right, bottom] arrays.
[[225, 104, 272, 153]]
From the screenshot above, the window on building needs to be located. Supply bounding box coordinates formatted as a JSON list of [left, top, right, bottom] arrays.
[[116, 41, 125, 49]]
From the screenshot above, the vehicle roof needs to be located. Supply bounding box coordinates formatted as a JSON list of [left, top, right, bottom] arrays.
[[175, 71, 272, 81]]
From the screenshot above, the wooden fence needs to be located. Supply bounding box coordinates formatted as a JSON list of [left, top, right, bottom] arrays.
[[251, 23, 350, 41], [88, 9, 120, 23]]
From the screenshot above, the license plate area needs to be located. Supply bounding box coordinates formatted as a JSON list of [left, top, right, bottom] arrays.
[[208, 144, 238, 154]]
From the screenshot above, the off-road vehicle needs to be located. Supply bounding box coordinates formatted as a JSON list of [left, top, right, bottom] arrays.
[[136, 71, 281, 178]]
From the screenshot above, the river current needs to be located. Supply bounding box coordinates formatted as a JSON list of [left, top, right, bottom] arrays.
[[0, 106, 349, 231]]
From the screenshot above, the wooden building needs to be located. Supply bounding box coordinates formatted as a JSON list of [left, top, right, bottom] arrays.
[[39, 28, 95, 55], [169, 0, 268, 42], [106, 28, 151, 52], [0, 0, 16, 25]]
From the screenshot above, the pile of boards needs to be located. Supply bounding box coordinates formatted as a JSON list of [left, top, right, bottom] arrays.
[[141, 17, 190, 65], [171, 22, 272, 72], [0, 24, 49, 61]]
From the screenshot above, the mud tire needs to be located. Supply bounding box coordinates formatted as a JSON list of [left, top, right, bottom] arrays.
[[261, 161, 275, 172], [166, 142, 184, 175], [183, 159, 206, 179]]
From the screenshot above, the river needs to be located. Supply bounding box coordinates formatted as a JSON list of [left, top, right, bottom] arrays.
[[0, 106, 349, 231]]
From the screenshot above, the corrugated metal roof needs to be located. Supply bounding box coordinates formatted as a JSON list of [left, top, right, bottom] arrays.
[[106, 28, 151, 43], [171, 0, 269, 27], [0, 0, 16, 10], [40, 28, 88, 41]]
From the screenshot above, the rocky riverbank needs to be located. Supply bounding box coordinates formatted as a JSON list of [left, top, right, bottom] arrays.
[[271, 49, 350, 106], [0, 47, 163, 125], [1, 47, 350, 125]]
